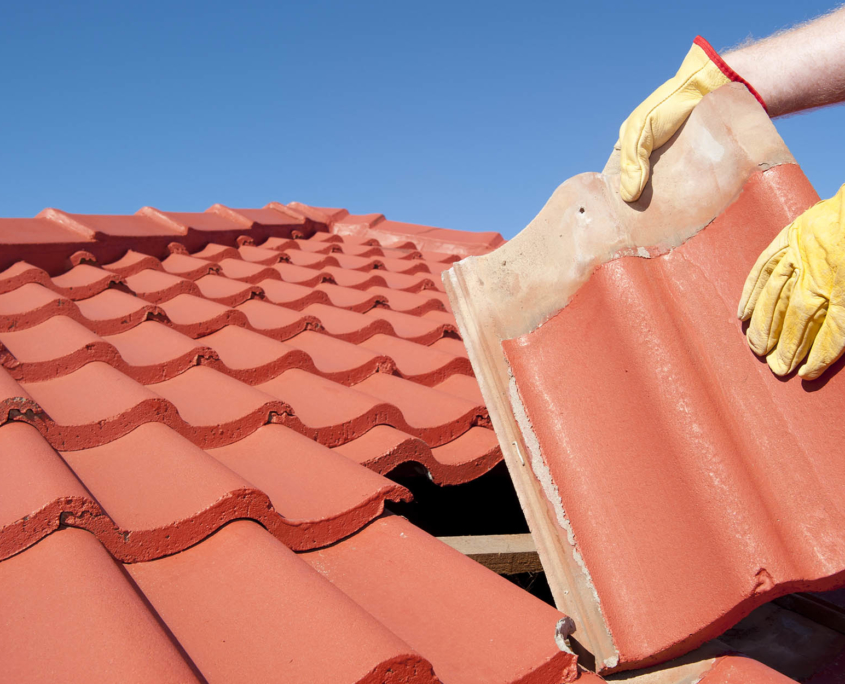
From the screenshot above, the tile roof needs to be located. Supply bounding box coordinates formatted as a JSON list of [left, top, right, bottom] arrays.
[[445, 83, 845, 675], [0, 202, 580, 683]]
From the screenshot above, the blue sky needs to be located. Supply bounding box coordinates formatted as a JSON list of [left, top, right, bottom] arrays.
[[1, 1, 842, 239]]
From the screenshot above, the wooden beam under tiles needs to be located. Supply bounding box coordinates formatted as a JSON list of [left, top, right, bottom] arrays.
[[436, 533, 543, 575]]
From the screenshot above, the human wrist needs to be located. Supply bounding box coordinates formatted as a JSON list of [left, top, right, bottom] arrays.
[[696, 36, 768, 113]]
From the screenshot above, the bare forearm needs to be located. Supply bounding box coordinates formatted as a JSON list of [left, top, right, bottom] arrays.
[[724, 6, 845, 117]]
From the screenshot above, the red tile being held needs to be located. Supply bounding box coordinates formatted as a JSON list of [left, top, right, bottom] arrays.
[[502, 162, 840, 670], [446, 85, 842, 672]]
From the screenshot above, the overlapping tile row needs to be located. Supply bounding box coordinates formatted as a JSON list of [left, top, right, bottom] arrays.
[[0, 233, 503, 562], [1, 516, 578, 684], [0, 203, 585, 684], [503, 162, 845, 669], [0, 223, 501, 488]]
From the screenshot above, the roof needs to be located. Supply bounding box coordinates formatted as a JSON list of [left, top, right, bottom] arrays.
[[446, 83, 845, 675], [0, 203, 579, 683]]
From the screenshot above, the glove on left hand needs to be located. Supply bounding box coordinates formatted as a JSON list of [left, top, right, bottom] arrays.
[[738, 184, 845, 380]]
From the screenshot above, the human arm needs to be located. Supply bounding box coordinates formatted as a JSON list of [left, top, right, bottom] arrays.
[[724, 8, 845, 118]]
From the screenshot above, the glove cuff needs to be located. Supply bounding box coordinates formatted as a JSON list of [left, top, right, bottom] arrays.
[[694, 36, 768, 114]]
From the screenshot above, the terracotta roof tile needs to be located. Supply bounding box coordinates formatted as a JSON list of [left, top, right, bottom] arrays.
[[302, 515, 576, 684], [218, 257, 282, 283], [0, 282, 78, 331], [315, 281, 386, 312], [0, 198, 598, 684], [192, 273, 263, 306], [236, 243, 285, 265], [198, 325, 316, 383], [235, 298, 320, 339], [366, 285, 446, 315], [49, 263, 122, 299], [104, 321, 215, 383], [283, 329, 394, 383], [301, 302, 393, 341], [191, 242, 239, 262], [447, 84, 842, 675], [159, 293, 248, 337], [365, 307, 458, 344], [147, 366, 290, 447], [332, 425, 502, 485], [359, 333, 472, 385], [125, 521, 441, 684], [0, 527, 202, 683], [272, 261, 331, 285], [124, 268, 199, 302], [75, 288, 167, 335], [0, 423, 102, 562], [103, 249, 163, 277], [0, 315, 121, 382], [258, 277, 329, 308]]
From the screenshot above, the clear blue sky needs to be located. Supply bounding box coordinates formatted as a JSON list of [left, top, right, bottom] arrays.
[[2, 1, 842, 239]]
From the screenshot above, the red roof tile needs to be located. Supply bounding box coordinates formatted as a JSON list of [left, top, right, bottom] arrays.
[[0, 527, 202, 683], [0, 198, 594, 683], [445, 84, 843, 674], [502, 161, 840, 668]]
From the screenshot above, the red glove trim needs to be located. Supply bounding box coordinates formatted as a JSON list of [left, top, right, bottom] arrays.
[[694, 35, 769, 114]]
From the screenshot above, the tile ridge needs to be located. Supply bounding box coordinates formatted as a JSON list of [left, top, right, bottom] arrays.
[[136, 206, 189, 235], [35, 208, 96, 240], [205, 204, 254, 230]]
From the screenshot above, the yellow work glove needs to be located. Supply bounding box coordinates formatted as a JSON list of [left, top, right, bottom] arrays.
[[618, 37, 767, 202], [738, 184, 845, 380]]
